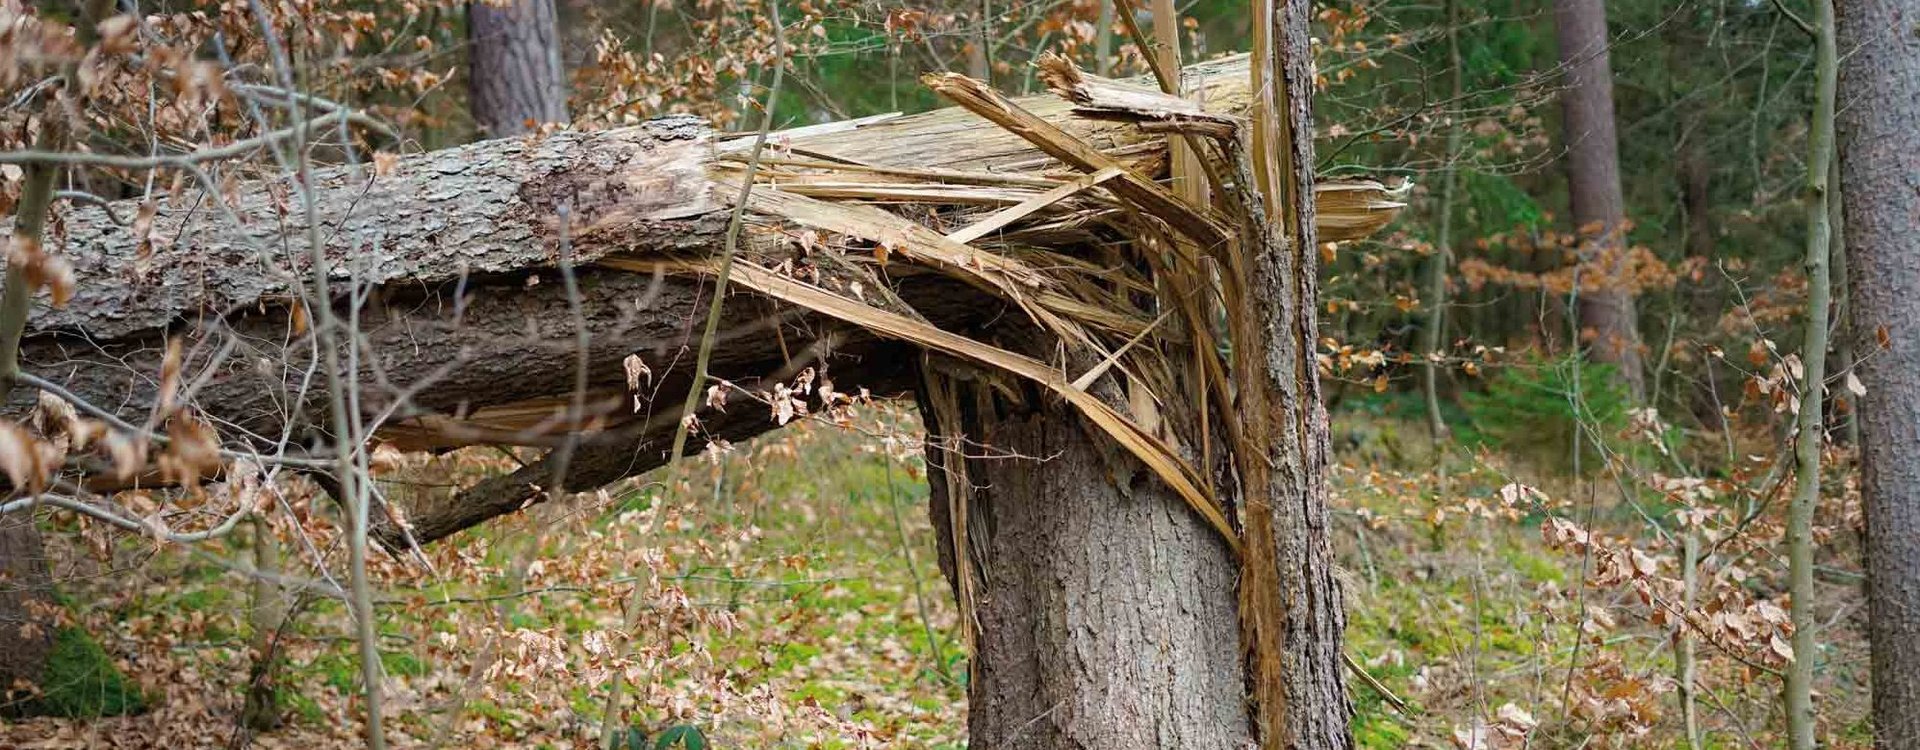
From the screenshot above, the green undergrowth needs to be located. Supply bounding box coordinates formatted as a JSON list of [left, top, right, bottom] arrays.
[[18, 626, 146, 719], [11, 400, 1760, 747], [1330, 403, 1589, 747]]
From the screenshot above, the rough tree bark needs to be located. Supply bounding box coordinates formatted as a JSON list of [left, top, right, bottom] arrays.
[[469, 0, 568, 137], [921, 362, 1252, 748], [1837, 0, 1920, 745], [1256, 0, 1352, 743], [1554, 0, 1644, 399]]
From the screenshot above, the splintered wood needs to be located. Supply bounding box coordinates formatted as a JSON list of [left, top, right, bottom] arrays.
[[626, 53, 1405, 750], [680, 57, 1393, 523], [584, 56, 1406, 550]]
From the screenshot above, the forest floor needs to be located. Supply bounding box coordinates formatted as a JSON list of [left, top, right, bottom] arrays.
[[0, 398, 1873, 748]]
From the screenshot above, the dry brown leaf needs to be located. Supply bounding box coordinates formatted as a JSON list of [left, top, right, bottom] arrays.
[[157, 411, 221, 486], [0, 421, 48, 493]]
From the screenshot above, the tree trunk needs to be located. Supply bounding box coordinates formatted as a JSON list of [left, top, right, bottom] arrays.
[[1784, 2, 1837, 746], [1255, 0, 1352, 742], [1836, 0, 1920, 744], [1422, 0, 1462, 441], [241, 516, 287, 731], [468, 0, 568, 137], [0, 514, 55, 712], [7, 55, 1291, 548], [920, 368, 1253, 748], [1554, 0, 1644, 400]]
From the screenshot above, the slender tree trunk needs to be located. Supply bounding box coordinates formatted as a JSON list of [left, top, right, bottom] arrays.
[[241, 516, 287, 731], [1673, 126, 1709, 750], [1784, 4, 1836, 747], [468, 0, 568, 137], [920, 371, 1253, 749], [969, 0, 993, 84], [0, 513, 55, 713], [1837, 1, 1920, 746], [1422, 0, 1462, 441], [1553, 0, 1644, 399], [1676, 526, 1701, 750], [1094, 0, 1115, 76]]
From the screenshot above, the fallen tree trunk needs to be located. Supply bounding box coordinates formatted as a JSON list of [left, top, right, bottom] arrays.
[[10, 53, 1399, 548]]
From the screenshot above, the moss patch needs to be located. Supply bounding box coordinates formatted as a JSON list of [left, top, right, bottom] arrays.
[[22, 627, 145, 718]]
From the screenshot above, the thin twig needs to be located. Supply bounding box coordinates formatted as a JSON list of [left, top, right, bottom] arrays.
[[1343, 651, 1414, 715], [1769, 0, 1817, 37]]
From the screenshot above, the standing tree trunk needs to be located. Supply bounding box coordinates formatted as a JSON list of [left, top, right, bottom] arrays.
[[0, 514, 54, 713], [1553, 0, 1644, 399], [1247, 1, 1353, 744], [468, 0, 568, 137], [240, 516, 287, 731], [921, 370, 1254, 749], [1838, 0, 1920, 745], [1784, 1, 1837, 746], [1422, 0, 1463, 441], [1827, 156, 1860, 447]]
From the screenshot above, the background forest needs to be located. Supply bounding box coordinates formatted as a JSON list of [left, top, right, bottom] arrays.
[[0, 0, 1898, 747]]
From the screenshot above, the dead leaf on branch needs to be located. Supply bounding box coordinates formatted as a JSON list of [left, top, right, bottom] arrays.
[[6, 236, 75, 307], [156, 410, 221, 487], [0, 421, 54, 493]]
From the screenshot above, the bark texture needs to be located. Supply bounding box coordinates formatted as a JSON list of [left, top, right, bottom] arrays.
[[0, 515, 55, 711], [15, 118, 722, 445], [469, 0, 569, 137], [1262, 0, 1352, 743], [1554, 0, 1644, 399], [921, 371, 1252, 749], [1836, 1, 1920, 746]]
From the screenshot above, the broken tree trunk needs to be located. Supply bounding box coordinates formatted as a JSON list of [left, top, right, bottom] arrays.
[[7, 53, 1400, 548], [4, 43, 1400, 748], [920, 361, 1252, 748]]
